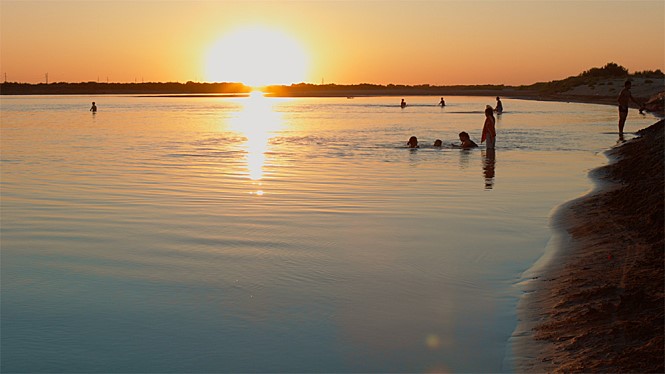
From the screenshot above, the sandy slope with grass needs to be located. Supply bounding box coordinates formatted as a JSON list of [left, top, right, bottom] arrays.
[[559, 77, 664, 99]]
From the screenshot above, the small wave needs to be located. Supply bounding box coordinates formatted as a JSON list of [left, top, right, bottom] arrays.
[[445, 110, 486, 114], [165, 153, 210, 158]]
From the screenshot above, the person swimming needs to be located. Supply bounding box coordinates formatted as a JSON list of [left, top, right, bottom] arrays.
[[90, 101, 97, 113], [494, 97, 503, 114], [439, 97, 446, 107], [407, 136, 419, 148], [433, 139, 443, 147], [401, 99, 407, 108], [457, 131, 478, 149]]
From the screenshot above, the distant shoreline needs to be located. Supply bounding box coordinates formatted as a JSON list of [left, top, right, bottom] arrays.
[[2, 81, 662, 115], [3, 63, 662, 113], [0, 81, 529, 97]]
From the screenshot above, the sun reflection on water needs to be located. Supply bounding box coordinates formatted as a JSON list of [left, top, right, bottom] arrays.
[[228, 91, 285, 192]]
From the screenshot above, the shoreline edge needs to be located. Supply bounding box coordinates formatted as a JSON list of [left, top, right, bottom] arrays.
[[512, 120, 664, 372]]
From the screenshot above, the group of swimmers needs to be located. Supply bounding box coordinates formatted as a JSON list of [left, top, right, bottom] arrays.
[[400, 97, 447, 108], [400, 97, 446, 108], [400, 96, 502, 113], [407, 100, 498, 150], [407, 132, 478, 149], [406, 79, 647, 142]]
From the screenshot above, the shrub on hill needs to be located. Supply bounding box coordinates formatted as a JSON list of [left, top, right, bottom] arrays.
[[579, 62, 628, 79]]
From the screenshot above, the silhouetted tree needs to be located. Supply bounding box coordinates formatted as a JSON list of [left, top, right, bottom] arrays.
[[580, 62, 629, 78]]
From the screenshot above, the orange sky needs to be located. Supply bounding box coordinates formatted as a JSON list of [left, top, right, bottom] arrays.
[[1, 0, 663, 86]]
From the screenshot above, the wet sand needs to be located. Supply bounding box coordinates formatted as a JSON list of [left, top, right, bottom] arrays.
[[515, 120, 664, 372]]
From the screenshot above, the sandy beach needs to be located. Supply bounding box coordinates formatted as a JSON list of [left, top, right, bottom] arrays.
[[515, 119, 664, 373]]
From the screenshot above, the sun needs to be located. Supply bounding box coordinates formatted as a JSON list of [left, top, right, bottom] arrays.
[[204, 25, 309, 88]]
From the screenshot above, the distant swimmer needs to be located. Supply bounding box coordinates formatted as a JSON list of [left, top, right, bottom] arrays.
[[433, 139, 443, 147], [439, 97, 446, 107], [407, 136, 419, 148], [617, 80, 643, 135], [481, 105, 496, 149], [494, 97, 503, 114], [456, 131, 478, 149], [90, 101, 97, 113], [401, 99, 407, 108]]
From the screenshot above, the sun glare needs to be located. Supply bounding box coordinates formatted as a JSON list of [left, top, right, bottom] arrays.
[[228, 92, 284, 182], [205, 25, 309, 87]]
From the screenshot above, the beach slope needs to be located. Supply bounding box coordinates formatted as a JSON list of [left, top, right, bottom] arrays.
[[516, 120, 664, 373]]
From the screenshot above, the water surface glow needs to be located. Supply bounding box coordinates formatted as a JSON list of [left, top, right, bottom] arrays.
[[1, 95, 657, 372], [229, 91, 286, 184]]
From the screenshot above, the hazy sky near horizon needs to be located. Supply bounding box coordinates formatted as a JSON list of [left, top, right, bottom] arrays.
[[1, 0, 663, 86]]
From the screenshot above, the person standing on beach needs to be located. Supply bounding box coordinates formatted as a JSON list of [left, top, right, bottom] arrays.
[[617, 80, 642, 135], [481, 105, 496, 149], [90, 101, 97, 113]]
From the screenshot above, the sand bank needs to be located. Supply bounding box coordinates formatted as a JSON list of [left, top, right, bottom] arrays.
[[514, 120, 664, 372]]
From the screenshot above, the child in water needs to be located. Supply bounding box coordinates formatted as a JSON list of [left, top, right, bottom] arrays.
[[407, 136, 419, 148], [454, 132, 478, 149], [433, 139, 443, 147]]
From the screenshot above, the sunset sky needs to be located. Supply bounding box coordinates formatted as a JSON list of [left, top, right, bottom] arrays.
[[1, 0, 663, 86]]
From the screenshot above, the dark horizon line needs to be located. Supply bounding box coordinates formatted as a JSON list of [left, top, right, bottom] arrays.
[[3, 62, 661, 88], [2, 72, 660, 90]]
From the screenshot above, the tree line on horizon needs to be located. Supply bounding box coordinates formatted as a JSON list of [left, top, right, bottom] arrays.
[[1, 63, 662, 95], [0, 81, 252, 95]]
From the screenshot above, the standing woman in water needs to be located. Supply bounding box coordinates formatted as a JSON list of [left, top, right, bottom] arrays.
[[481, 105, 496, 149]]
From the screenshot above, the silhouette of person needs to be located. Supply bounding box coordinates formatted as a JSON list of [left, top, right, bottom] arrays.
[[439, 97, 446, 107], [90, 101, 97, 113], [401, 99, 407, 108], [617, 80, 642, 135], [407, 136, 419, 148], [433, 139, 443, 147], [494, 97, 503, 114], [481, 105, 496, 149], [457, 131, 478, 149]]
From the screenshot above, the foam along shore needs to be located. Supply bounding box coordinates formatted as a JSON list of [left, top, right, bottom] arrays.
[[513, 120, 664, 373]]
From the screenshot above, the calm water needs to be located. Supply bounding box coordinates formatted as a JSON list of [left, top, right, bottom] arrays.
[[1, 94, 657, 372]]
